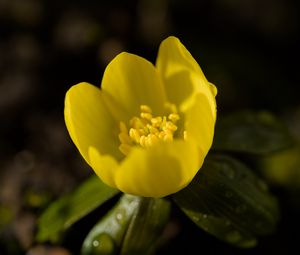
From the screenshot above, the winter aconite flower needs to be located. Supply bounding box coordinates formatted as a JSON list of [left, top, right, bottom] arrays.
[[64, 36, 217, 197]]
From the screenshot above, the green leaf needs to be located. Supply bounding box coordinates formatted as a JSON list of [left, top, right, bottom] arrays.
[[36, 176, 119, 242], [172, 154, 279, 248], [120, 197, 171, 255], [81, 195, 171, 255], [212, 111, 294, 154], [81, 194, 141, 255]]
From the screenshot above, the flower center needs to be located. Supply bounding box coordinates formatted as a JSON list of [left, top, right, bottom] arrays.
[[118, 104, 180, 155]]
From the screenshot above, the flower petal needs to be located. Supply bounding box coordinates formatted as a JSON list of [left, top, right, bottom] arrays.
[[156, 36, 216, 119], [101, 52, 167, 117], [88, 147, 119, 188], [184, 92, 216, 155], [114, 140, 203, 198], [64, 82, 123, 164]]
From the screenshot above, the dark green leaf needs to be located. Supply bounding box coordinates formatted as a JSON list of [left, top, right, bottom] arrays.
[[36, 176, 119, 242], [81, 194, 141, 255], [172, 154, 279, 248], [212, 111, 294, 154], [120, 197, 171, 255]]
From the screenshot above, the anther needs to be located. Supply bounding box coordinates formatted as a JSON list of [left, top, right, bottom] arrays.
[[140, 105, 152, 113], [119, 144, 132, 156], [163, 133, 173, 142], [119, 133, 131, 144], [168, 113, 180, 122], [184, 131, 187, 140], [141, 112, 152, 120], [140, 135, 146, 147], [166, 122, 178, 131], [151, 117, 162, 126], [129, 128, 140, 143], [119, 121, 128, 134]]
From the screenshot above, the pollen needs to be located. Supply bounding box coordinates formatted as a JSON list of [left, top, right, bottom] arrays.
[[118, 104, 181, 155]]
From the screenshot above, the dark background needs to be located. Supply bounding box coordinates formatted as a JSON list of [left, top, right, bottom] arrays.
[[0, 0, 299, 254]]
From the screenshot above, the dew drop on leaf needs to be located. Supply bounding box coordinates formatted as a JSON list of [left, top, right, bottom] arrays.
[[202, 214, 208, 219], [116, 212, 123, 222], [115, 208, 126, 224], [91, 233, 116, 255]]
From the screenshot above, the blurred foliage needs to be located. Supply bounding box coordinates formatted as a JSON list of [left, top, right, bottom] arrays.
[[37, 176, 119, 243], [0, 0, 299, 254], [255, 145, 300, 188]]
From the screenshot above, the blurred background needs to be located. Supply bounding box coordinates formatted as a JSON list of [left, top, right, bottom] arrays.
[[0, 0, 299, 254]]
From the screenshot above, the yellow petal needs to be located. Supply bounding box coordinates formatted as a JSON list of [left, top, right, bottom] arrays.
[[114, 140, 203, 198], [64, 82, 123, 165], [101, 52, 167, 117], [184, 92, 216, 155], [156, 36, 216, 119], [88, 147, 119, 188]]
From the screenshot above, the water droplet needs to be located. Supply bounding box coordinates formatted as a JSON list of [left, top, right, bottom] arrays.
[[226, 230, 241, 243], [116, 213, 123, 221], [115, 208, 126, 224], [221, 166, 235, 179], [91, 233, 115, 254], [92, 240, 99, 247], [202, 214, 208, 219]]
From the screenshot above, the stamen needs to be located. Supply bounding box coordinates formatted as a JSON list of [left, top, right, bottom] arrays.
[[118, 132, 131, 144], [140, 135, 146, 147], [163, 132, 173, 142], [119, 143, 132, 156], [140, 105, 152, 113], [119, 121, 128, 134], [165, 122, 178, 132], [118, 104, 183, 155], [151, 116, 162, 127], [168, 113, 180, 122], [184, 131, 187, 140], [141, 112, 152, 120], [129, 128, 140, 143]]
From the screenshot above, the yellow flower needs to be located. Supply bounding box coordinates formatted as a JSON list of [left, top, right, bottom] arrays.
[[64, 36, 217, 198]]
